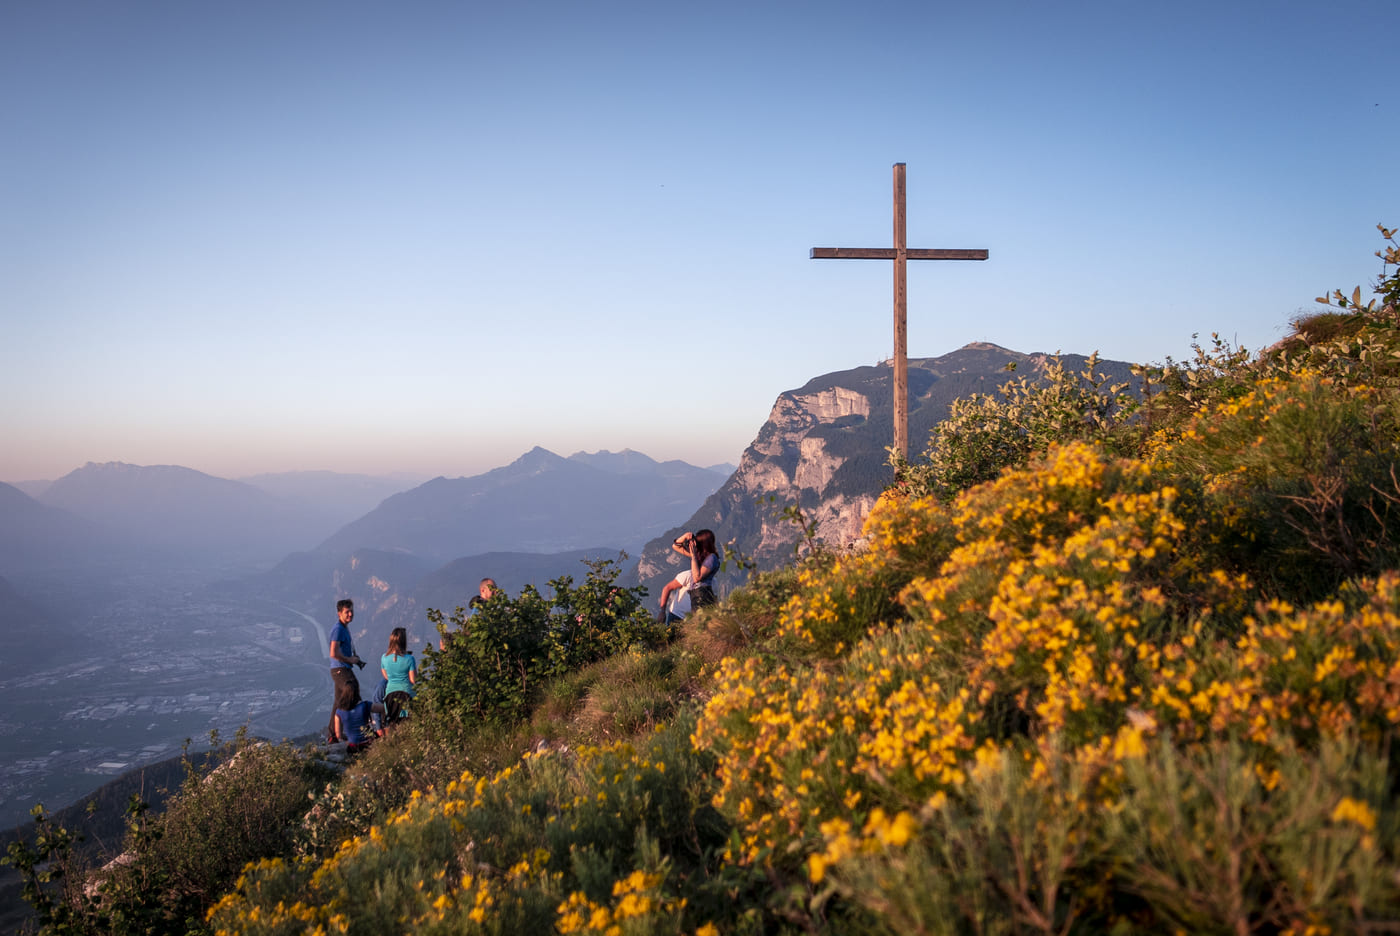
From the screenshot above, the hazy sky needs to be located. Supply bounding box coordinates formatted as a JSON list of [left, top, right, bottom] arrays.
[[3, 0, 1394, 483]]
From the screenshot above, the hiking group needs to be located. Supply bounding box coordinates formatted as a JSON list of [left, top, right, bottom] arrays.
[[327, 577, 498, 751], [325, 599, 418, 752], [326, 533, 718, 752]]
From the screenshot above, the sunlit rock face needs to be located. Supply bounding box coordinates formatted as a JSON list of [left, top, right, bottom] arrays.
[[637, 367, 892, 594]]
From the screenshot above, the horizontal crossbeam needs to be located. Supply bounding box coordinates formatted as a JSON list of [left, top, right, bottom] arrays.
[[809, 247, 989, 261]]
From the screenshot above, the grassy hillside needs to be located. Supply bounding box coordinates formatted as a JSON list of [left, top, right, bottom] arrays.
[[11, 228, 1399, 935]]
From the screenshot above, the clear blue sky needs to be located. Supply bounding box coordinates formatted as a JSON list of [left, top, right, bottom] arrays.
[[2, 0, 1393, 482]]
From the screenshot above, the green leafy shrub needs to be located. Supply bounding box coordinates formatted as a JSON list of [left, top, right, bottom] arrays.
[[541, 558, 667, 676], [421, 584, 552, 726], [420, 557, 665, 728], [99, 738, 328, 934], [4, 734, 331, 936], [896, 352, 1137, 501], [1103, 734, 1398, 934], [1152, 373, 1400, 598]]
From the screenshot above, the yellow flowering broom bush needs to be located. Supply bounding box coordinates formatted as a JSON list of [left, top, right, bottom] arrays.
[[696, 380, 1400, 929], [207, 719, 729, 936]]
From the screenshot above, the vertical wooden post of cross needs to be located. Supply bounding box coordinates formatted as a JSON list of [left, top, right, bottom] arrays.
[[811, 163, 988, 459], [892, 163, 909, 458]]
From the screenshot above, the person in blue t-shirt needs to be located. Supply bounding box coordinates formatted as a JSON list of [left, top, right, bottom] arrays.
[[333, 680, 383, 753], [380, 626, 417, 727], [326, 598, 366, 744]]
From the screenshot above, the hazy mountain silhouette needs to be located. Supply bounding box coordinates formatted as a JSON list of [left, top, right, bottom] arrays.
[[0, 481, 119, 574], [238, 471, 423, 534], [10, 480, 52, 499], [565, 449, 727, 480], [40, 462, 328, 566], [314, 448, 724, 564]]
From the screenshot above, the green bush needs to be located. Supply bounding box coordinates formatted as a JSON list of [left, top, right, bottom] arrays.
[[420, 557, 665, 727], [896, 353, 1137, 501], [421, 583, 552, 726], [4, 733, 330, 936], [1155, 373, 1400, 599]]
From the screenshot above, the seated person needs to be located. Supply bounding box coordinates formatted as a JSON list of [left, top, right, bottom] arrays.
[[380, 626, 417, 726], [333, 680, 385, 753], [669, 529, 720, 610], [658, 569, 693, 625]]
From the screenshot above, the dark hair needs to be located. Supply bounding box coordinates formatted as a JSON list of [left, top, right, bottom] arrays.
[[334, 679, 361, 711], [693, 529, 718, 565], [387, 627, 407, 657], [336, 599, 354, 613], [480, 577, 496, 589]]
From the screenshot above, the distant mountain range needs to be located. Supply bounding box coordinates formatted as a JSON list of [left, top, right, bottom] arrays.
[[9, 480, 51, 499], [38, 462, 332, 566], [226, 447, 726, 648], [314, 447, 728, 564], [6, 352, 1141, 622], [635, 344, 1135, 599]]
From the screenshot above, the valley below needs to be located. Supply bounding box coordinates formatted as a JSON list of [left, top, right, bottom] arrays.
[[0, 578, 332, 832]]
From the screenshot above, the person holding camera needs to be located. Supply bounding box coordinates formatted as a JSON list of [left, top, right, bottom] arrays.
[[662, 529, 719, 617]]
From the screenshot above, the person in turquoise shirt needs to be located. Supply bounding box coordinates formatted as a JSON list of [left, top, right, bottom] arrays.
[[380, 626, 417, 726]]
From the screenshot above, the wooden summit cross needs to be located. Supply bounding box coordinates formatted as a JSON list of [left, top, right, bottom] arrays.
[[811, 162, 988, 458]]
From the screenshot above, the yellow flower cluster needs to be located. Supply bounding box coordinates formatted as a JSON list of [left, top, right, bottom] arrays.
[[1149, 575, 1400, 752], [556, 870, 684, 935], [698, 444, 1201, 860], [206, 756, 556, 934], [808, 809, 918, 883]]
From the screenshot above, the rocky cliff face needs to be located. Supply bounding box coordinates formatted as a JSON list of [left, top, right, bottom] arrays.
[[636, 344, 1135, 599]]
